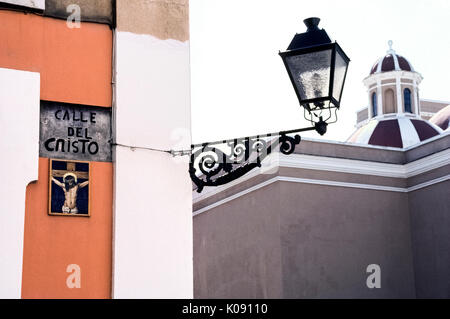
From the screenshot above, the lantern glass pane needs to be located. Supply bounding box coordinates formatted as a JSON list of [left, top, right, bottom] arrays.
[[285, 49, 332, 101], [332, 50, 348, 103]]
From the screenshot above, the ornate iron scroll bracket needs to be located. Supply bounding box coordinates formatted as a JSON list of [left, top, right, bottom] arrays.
[[189, 126, 317, 193]]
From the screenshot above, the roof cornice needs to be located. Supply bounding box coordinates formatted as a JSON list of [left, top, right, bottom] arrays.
[[363, 70, 423, 87]]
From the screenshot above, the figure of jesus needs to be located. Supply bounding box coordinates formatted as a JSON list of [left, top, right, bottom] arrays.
[[52, 173, 89, 214]]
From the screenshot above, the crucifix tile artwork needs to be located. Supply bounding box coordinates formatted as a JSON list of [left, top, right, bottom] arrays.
[[49, 159, 90, 216]]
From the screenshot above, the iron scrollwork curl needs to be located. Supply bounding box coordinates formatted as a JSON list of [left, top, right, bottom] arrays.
[[279, 134, 301, 155], [190, 127, 315, 193]]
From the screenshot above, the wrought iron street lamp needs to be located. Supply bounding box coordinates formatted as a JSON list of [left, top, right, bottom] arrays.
[[279, 17, 350, 135], [189, 17, 350, 192]]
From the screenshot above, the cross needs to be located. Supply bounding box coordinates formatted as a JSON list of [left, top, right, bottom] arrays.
[[52, 161, 89, 180]]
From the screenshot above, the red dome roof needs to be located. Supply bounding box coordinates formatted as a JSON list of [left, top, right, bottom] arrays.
[[348, 117, 442, 148], [370, 41, 414, 75], [370, 54, 413, 74]]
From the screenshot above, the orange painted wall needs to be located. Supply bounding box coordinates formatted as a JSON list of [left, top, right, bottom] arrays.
[[0, 10, 112, 107], [0, 11, 113, 298], [23, 159, 113, 298]]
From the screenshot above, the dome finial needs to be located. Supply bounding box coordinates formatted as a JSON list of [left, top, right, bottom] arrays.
[[387, 40, 394, 53]]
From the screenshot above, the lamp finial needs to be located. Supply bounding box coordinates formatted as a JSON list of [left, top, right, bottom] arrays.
[[303, 17, 321, 31]]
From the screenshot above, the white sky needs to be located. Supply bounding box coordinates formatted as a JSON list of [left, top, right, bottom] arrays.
[[189, 0, 450, 144]]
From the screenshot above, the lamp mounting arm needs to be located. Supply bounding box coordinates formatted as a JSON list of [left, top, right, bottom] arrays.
[[189, 125, 320, 193]]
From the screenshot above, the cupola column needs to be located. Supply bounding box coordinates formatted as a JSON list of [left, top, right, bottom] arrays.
[[367, 88, 373, 118], [413, 79, 419, 116], [377, 80, 383, 116], [396, 75, 402, 114]]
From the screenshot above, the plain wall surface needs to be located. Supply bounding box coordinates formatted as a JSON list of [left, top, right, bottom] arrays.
[[0, 10, 112, 107], [194, 178, 417, 298], [278, 182, 415, 298], [408, 180, 450, 298], [0, 0, 44, 10], [0, 68, 39, 298], [113, 0, 193, 298], [194, 183, 283, 298], [113, 32, 193, 297]]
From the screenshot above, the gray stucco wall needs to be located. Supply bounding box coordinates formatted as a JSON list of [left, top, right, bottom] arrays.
[[194, 180, 417, 298], [278, 182, 415, 298], [194, 183, 283, 298], [193, 129, 449, 299], [45, 0, 114, 25], [408, 180, 450, 298]]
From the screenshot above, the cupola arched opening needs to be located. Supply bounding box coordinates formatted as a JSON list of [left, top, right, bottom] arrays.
[[384, 89, 395, 114], [404, 88, 412, 113], [372, 92, 377, 117]]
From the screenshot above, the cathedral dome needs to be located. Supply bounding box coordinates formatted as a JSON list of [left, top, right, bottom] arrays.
[[370, 41, 414, 75], [347, 116, 442, 148], [429, 105, 450, 131]]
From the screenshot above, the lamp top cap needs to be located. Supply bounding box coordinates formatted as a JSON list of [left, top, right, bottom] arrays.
[[285, 16, 330, 51], [304, 17, 321, 31]]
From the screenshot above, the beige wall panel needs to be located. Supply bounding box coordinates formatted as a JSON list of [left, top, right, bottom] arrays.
[[116, 0, 189, 41], [357, 108, 368, 124], [420, 100, 449, 113]]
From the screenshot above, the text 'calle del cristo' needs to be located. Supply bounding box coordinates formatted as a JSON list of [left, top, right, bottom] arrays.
[[39, 101, 112, 162]]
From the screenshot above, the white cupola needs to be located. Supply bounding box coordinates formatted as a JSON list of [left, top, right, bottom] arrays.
[[347, 41, 443, 148], [363, 41, 422, 119]]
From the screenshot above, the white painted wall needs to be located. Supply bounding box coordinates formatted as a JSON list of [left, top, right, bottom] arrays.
[[0, 0, 45, 10], [113, 32, 193, 298], [0, 68, 40, 298]]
